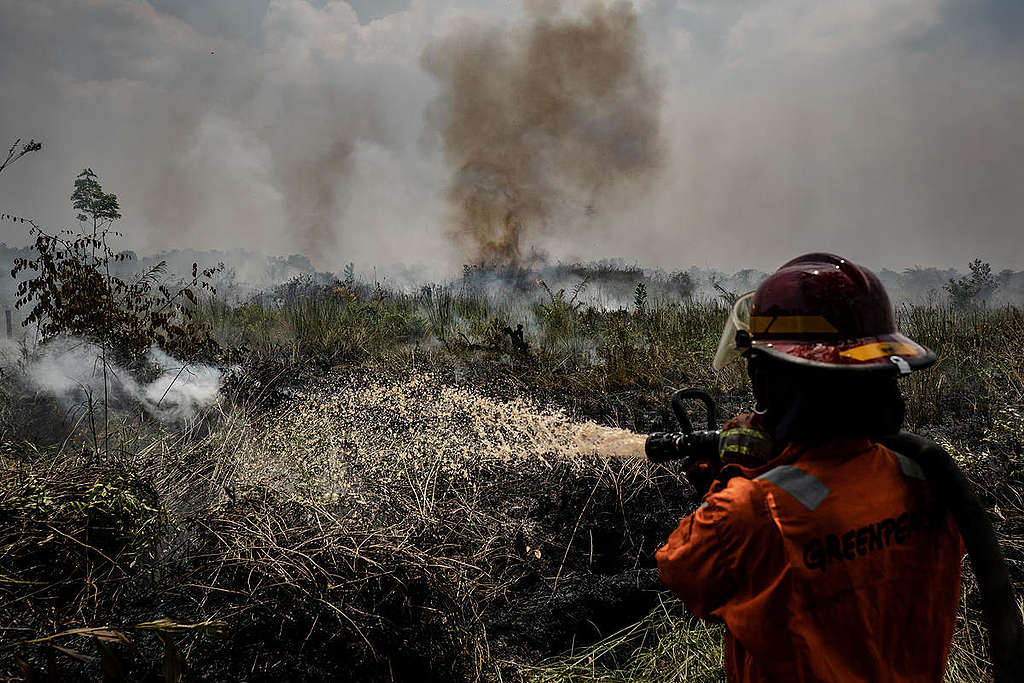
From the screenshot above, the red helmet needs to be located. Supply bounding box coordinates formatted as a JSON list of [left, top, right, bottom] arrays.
[[713, 253, 935, 373]]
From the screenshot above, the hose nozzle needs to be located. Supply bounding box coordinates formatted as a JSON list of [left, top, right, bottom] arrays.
[[645, 430, 720, 464]]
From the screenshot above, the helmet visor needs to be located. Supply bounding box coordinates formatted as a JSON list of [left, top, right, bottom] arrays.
[[713, 291, 755, 371]]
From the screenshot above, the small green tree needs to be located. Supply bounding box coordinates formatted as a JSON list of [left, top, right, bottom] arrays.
[[945, 259, 998, 309], [72, 168, 121, 240], [633, 281, 648, 314]]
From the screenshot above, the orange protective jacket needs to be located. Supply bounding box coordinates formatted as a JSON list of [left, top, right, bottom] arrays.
[[656, 436, 965, 682]]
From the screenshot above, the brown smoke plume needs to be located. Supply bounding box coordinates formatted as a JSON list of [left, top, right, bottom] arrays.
[[278, 139, 356, 256], [422, 1, 662, 264]]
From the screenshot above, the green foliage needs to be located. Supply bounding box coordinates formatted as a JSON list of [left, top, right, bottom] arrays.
[[455, 294, 490, 321], [633, 282, 648, 313], [71, 168, 122, 226], [595, 311, 645, 383], [4, 618, 226, 682], [208, 273, 1023, 432], [210, 284, 429, 363], [8, 170, 221, 361], [284, 291, 426, 361], [898, 303, 1024, 428], [70, 477, 163, 555], [533, 278, 588, 356], [210, 275, 744, 412], [946, 259, 998, 309], [1, 467, 164, 560], [426, 285, 458, 345]]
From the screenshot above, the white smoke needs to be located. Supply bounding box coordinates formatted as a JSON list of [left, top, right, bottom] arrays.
[[139, 347, 224, 422], [22, 337, 222, 423]]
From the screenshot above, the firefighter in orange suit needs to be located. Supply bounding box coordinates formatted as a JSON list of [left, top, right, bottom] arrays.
[[656, 253, 965, 682]]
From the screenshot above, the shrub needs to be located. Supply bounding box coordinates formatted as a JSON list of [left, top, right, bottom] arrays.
[[8, 170, 221, 363], [946, 259, 998, 309]]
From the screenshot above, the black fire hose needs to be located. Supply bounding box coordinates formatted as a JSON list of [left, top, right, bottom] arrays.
[[645, 429, 720, 465], [880, 431, 1024, 683]]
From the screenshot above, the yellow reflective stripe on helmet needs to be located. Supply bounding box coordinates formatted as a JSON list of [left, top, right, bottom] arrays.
[[839, 341, 920, 361], [749, 315, 838, 335], [720, 444, 753, 456]]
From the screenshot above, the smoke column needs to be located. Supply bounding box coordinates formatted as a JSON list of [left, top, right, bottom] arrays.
[[422, 1, 663, 264]]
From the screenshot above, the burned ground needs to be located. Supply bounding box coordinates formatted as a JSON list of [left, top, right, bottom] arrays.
[[0, 361, 699, 680], [1, 293, 1022, 682]]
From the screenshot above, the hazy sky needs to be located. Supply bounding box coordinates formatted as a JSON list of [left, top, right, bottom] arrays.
[[1, 0, 1022, 275]]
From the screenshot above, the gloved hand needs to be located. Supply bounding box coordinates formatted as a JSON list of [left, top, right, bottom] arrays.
[[682, 453, 722, 497], [686, 413, 775, 497], [718, 413, 775, 467]]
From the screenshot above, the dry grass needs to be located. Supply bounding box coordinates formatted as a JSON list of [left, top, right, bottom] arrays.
[[522, 594, 1024, 683], [0, 364, 692, 680], [1, 290, 1021, 681], [523, 597, 725, 683]]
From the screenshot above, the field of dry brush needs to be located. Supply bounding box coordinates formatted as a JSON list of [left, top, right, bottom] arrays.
[[1, 279, 1021, 681]]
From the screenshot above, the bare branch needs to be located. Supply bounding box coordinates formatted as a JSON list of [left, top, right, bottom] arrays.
[[0, 138, 43, 176]]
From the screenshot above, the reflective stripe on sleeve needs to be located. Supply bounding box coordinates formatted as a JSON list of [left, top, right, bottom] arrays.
[[721, 427, 769, 440], [756, 465, 830, 511]]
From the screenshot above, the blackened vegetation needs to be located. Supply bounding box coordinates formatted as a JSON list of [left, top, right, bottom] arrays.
[[0, 362, 694, 681], [187, 434, 690, 679], [480, 465, 691, 665], [1, 257, 1022, 681], [4, 342, 1019, 681], [503, 323, 530, 353]]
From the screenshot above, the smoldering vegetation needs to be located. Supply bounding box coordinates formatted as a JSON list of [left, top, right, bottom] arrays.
[[422, 2, 662, 264], [0, 148, 1019, 681], [15, 338, 222, 424], [1, 260, 1022, 681]]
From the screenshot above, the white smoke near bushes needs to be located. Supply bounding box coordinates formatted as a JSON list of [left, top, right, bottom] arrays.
[[21, 337, 222, 423]]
